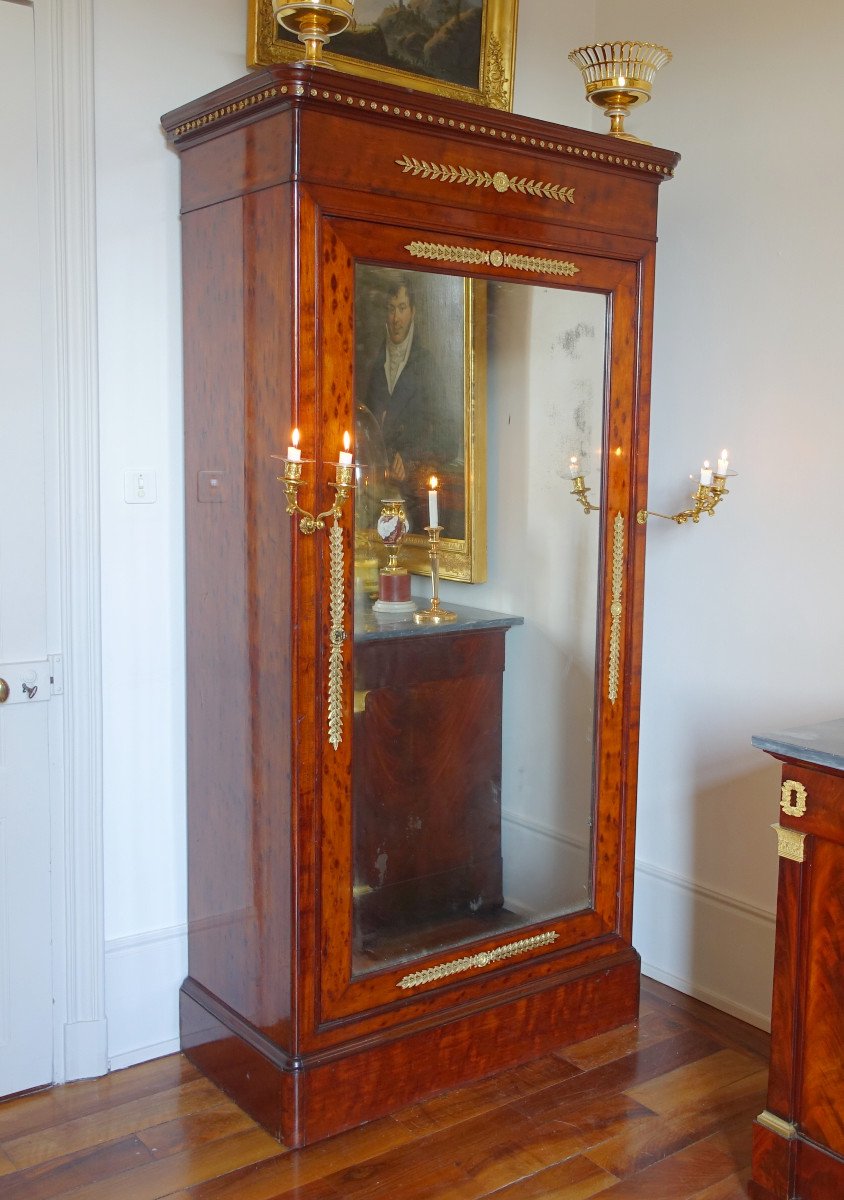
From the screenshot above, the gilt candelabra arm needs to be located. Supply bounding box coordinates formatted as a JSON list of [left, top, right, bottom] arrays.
[[636, 471, 732, 526], [277, 459, 355, 535]]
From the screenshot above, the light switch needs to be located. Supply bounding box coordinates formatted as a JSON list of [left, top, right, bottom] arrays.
[[124, 470, 157, 504]]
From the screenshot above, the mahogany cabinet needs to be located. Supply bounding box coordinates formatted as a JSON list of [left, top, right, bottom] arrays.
[[162, 64, 680, 1147], [750, 719, 844, 1200]]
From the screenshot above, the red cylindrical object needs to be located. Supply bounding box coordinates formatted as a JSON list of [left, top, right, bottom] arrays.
[[379, 571, 411, 602]]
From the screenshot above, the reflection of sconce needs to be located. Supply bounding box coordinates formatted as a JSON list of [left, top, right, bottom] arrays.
[[274, 428, 355, 750], [569, 456, 599, 514], [637, 451, 736, 526]]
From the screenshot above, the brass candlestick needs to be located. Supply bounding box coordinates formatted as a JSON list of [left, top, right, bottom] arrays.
[[273, 0, 355, 66], [568, 40, 672, 143], [413, 526, 456, 625]]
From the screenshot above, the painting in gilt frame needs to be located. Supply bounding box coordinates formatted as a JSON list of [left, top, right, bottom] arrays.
[[354, 265, 487, 585], [247, 0, 519, 112]]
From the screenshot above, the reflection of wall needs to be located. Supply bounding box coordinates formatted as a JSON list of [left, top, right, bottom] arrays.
[[439, 282, 607, 917]]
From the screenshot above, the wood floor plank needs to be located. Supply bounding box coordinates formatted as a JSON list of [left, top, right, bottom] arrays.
[[0, 1056, 199, 1144], [579, 1126, 751, 1198], [625, 1049, 764, 1119], [504, 1028, 721, 1114], [0, 1134, 153, 1200], [392, 1053, 583, 1137], [137, 1100, 260, 1159], [640, 978, 770, 1060], [687, 1165, 752, 1198], [0, 1145, 17, 1174], [556, 1011, 687, 1072], [474, 1155, 618, 1200], [46, 1127, 284, 1200], [166, 1116, 415, 1200], [3, 1078, 226, 1169]]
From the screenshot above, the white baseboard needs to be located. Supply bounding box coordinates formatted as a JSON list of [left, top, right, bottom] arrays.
[[105, 923, 187, 1071], [634, 859, 775, 1032]]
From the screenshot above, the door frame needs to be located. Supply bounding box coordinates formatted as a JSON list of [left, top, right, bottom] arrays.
[[29, 0, 106, 1084]]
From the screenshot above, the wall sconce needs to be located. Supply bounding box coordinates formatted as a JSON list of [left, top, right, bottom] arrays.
[[568, 450, 736, 526], [274, 428, 355, 750], [637, 450, 735, 525]]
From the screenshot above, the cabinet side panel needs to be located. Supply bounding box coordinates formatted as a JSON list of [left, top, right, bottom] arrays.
[[182, 192, 293, 1044], [799, 837, 844, 1153]]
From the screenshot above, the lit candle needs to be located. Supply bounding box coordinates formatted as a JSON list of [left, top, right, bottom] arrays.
[[428, 475, 439, 527], [338, 431, 353, 466], [717, 448, 729, 476], [569, 455, 580, 479], [287, 428, 301, 462], [699, 460, 713, 486]]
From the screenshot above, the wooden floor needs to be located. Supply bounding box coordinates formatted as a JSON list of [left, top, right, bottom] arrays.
[[0, 978, 769, 1199]]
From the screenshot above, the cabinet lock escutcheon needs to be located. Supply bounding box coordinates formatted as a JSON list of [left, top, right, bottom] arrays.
[[781, 779, 808, 819], [0, 678, 8, 703]]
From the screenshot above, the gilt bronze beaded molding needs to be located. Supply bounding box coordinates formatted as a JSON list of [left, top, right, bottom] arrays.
[[396, 930, 559, 990], [169, 84, 675, 178]]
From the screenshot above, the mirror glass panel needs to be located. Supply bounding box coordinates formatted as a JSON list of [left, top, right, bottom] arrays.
[[352, 266, 608, 977]]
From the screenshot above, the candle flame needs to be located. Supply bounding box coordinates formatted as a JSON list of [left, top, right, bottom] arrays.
[[342, 430, 351, 452], [703, 460, 710, 469], [429, 475, 438, 490], [291, 427, 300, 448], [721, 448, 728, 458]]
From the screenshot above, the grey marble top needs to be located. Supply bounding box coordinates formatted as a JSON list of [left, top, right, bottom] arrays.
[[752, 718, 844, 771], [354, 601, 524, 643]]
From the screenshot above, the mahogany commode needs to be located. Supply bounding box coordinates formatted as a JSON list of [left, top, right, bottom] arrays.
[[162, 64, 679, 1147], [750, 719, 844, 1200]]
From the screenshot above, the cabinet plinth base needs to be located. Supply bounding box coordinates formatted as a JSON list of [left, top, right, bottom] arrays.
[[181, 952, 640, 1148], [750, 1117, 844, 1199]]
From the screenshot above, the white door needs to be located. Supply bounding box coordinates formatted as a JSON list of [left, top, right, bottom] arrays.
[[0, 0, 57, 1096]]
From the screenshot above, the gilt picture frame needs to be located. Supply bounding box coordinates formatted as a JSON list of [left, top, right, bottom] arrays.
[[354, 265, 487, 585], [247, 1, 519, 112]]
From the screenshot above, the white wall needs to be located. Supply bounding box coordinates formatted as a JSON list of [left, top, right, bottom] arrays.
[[94, 0, 246, 1067], [91, 0, 844, 1064]]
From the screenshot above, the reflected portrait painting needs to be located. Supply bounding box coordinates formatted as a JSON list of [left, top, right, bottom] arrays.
[[354, 265, 486, 582]]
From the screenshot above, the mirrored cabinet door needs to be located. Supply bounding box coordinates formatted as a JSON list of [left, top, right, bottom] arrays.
[[351, 269, 607, 978], [315, 214, 646, 1023]]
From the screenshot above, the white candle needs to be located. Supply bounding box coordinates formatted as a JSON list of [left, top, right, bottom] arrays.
[[569, 455, 580, 479], [287, 428, 301, 462], [700, 460, 713, 486], [717, 448, 729, 475], [428, 475, 439, 527], [338, 430, 353, 466]]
